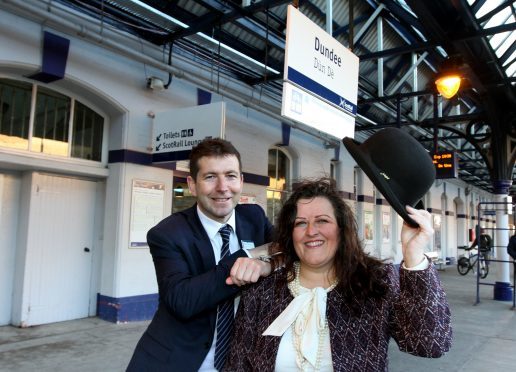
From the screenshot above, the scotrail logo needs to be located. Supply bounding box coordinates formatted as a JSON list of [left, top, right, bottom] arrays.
[[339, 97, 353, 113]]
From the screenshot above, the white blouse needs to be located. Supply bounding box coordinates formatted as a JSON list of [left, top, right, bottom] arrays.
[[264, 277, 336, 372], [274, 298, 333, 371]]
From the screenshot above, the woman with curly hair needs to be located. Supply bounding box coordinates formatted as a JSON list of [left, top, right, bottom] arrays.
[[224, 178, 452, 372]]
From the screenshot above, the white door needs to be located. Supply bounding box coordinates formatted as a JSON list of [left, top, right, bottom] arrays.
[[24, 173, 96, 326]]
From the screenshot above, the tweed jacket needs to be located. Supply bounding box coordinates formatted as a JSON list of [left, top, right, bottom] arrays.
[[224, 260, 452, 372]]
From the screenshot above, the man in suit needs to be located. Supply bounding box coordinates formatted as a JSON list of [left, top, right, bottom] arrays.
[[127, 138, 274, 371]]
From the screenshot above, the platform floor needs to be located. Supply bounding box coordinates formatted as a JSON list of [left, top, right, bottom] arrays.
[[1, 266, 515, 372]]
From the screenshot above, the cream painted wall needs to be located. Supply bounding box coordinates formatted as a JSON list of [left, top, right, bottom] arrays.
[[0, 5, 499, 325]]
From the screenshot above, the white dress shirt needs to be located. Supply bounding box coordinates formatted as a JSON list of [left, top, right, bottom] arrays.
[[197, 207, 240, 372]]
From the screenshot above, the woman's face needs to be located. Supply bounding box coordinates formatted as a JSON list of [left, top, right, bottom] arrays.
[[292, 196, 340, 272]]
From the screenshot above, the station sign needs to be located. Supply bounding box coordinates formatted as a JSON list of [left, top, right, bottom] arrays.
[[282, 5, 359, 139], [432, 151, 458, 179], [152, 102, 225, 162]]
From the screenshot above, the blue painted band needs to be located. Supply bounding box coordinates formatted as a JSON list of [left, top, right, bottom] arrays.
[[493, 179, 512, 194], [287, 67, 357, 115], [357, 195, 374, 203], [427, 208, 441, 214], [197, 88, 212, 105], [109, 149, 152, 164], [28, 31, 70, 83], [339, 191, 355, 200], [242, 172, 269, 186], [376, 198, 390, 206], [108, 150, 269, 186], [97, 293, 158, 323], [281, 122, 291, 146], [152, 150, 191, 162]]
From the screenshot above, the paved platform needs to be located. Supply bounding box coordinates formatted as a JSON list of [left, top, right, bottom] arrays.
[[1, 267, 515, 372]]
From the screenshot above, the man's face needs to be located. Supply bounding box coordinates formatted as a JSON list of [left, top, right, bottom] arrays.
[[187, 155, 243, 223]]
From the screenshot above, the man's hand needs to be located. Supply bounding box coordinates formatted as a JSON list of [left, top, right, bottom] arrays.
[[226, 257, 271, 286]]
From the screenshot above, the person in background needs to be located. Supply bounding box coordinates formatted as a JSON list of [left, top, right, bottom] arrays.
[[507, 232, 516, 260], [224, 178, 452, 372], [127, 138, 273, 372], [469, 228, 492, 253]]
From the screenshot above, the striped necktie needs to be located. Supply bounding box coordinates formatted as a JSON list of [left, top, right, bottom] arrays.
[[214, 224, 233, 370]]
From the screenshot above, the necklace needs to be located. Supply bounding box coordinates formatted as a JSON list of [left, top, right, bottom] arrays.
[[287, 262, 337, 371]]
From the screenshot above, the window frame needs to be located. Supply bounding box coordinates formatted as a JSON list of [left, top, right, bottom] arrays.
[[0, 77, 107, 164], [266, 146, 292, 222]]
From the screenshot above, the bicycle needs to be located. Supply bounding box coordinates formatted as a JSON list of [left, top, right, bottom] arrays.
[[457, 246, 489, 278]]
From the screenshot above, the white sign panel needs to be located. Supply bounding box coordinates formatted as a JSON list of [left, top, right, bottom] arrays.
[[282, 82, 355, 139], [282, 5, 359, 138], [153, 102, 225, 162]]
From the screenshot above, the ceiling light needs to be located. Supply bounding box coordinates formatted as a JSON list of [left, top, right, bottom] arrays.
[[435, 74, 461, 99]]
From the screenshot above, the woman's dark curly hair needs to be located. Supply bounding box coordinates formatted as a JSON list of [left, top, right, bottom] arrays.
[[270, 177, 387, 301]]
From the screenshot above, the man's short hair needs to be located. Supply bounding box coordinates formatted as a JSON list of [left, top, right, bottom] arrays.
[[189, 138, 242, 180]]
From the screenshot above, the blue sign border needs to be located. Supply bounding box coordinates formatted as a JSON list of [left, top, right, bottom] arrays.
[[287, 66, 357, 115]]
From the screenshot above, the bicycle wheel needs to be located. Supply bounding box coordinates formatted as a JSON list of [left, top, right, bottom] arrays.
[[457, 257, 470, 275]]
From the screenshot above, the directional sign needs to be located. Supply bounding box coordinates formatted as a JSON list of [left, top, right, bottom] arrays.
[[152, 102, 225, 162]]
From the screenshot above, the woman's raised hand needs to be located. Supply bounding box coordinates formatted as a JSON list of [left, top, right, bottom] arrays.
[[401, 206, 434, 268]]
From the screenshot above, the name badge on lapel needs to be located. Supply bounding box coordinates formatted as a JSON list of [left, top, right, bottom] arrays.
[[241, 240, 255, 250]]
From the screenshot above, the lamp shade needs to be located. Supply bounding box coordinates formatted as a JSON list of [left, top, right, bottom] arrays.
[[435, 75, 461, 99]]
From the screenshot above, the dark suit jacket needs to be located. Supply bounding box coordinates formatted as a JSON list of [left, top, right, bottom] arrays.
[[224, 261, 452, 372], [127, 203, 273, 372]]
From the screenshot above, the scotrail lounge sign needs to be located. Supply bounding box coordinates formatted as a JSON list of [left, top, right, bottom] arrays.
[[152, 102, 225, 162], [282, 5, 359, 139]]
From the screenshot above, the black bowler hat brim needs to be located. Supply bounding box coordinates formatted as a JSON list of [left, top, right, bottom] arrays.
[[343, 137, 421, 228]]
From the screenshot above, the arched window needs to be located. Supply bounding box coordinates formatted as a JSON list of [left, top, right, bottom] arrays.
[[0, 78, 105, 162], [266, 147, 290, 221]]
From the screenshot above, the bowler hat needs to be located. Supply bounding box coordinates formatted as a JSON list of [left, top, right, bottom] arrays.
[[343, 128, 435, 227]]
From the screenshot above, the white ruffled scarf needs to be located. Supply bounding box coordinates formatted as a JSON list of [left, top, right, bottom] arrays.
[[263, 262, 337, 368]]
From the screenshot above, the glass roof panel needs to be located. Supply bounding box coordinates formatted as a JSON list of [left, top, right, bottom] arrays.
[[469, 0, 515, 78], [471, 0, 503, 18]]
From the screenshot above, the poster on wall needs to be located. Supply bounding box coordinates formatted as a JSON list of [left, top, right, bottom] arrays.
[[129, 180, 165, 248], [433, 214, 442, 252], [382, 212, 390, 243], [364, 210, 374, 241]]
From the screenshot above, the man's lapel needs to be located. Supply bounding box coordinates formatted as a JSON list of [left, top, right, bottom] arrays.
[[234, 207, 251, 249], [183, 205, 217, 271]]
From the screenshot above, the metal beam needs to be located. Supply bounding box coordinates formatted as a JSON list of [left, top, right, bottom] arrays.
[[168, 0, 290, 42], [359, 23, 516, 61]]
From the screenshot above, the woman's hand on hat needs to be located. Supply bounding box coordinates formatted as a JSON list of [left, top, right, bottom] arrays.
[[401, 206, 434, 268]]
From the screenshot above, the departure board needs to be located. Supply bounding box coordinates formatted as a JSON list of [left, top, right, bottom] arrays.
[[432, 151, 458, 179]]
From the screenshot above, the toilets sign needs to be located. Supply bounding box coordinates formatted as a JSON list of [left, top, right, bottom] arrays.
[[155, 128, 197, 151], [152, 102, 226, 162], [282, 5, 359, 139]]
